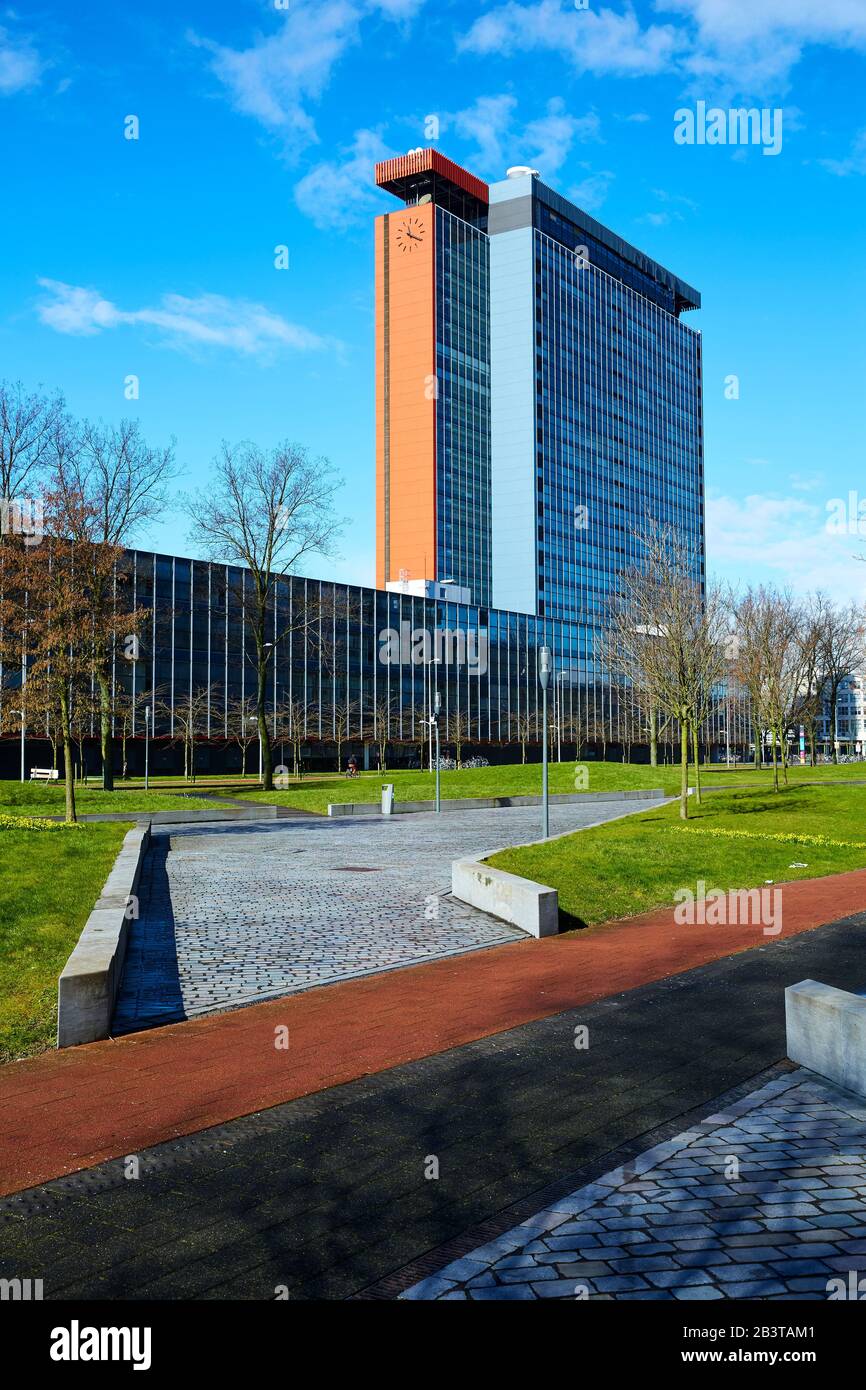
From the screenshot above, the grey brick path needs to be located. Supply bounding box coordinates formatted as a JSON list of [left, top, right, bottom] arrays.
[[401, 1069, 866, 1300], [113, 799, 662, 1033]]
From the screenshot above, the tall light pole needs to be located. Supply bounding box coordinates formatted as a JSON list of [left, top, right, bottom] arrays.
[[539, 645, 552, 839], [13, 708, 25, 782], [247, 714, 262, 781], [19, 645, 27, 782], [144, 705, 150, 790], [432, 689, 442, 813]]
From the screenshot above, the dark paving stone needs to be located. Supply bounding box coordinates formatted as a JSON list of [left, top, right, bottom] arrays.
[[5, 912, 866, 1300]]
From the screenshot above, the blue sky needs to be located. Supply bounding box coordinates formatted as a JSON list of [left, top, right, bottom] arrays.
[[2, 0, 865, 600]]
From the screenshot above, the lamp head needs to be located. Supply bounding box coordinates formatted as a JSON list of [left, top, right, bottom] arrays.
[[539, 645, 552, 691]]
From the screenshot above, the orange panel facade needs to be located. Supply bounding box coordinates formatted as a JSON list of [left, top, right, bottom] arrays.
[[375, 201, 437, 589]]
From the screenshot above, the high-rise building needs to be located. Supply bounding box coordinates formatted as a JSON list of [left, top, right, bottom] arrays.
[[375, 151, 492, 605], [375, 150, 704, 625]]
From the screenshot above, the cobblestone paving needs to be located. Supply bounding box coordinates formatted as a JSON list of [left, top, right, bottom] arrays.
[[402, 1069, 866, 1300], [113, 800, 660, 1034]]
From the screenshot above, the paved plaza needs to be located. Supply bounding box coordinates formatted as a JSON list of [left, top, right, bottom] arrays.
[[402, 1068, 866, 1301], [112, 799, 663, 1033]]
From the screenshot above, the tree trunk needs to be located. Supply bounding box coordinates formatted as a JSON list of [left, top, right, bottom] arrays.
[[649, 709, 658, 767], [691, 721, 701, 805], [59, 690, 77, 824], [96, 671, 114, 791], [679, 719, 689, 820], [830, 685, 839, 763], [771, 733, 779, 792]]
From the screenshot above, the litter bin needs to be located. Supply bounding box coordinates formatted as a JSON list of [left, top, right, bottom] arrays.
[[381, 783, 395, 816]]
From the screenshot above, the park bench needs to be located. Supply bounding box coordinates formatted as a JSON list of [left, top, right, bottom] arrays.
[[29, 767, 59, 781]]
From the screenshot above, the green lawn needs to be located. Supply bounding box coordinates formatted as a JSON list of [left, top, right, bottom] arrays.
[[0, 781, 234, 817], [226, 759, 866, 816], [489, 784, 866, 928], [0, 821, 129, 1062]]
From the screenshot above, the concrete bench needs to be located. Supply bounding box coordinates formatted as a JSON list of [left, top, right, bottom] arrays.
[[786, 980, 866, 1099], [452, 858, 559, 938], [57, 824, 151, 1047]]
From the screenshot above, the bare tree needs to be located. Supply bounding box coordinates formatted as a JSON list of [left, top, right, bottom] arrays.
[[731, 587, 806, 792], [227, 694, 260, 777], [411, 701, 431, 769], [184, 440, 343, 791], [274, 695, 315, 778], [158, 685, 215, 782], [446, 708, 471, 768], [819, 599, 864, 762], [369, 695, 392, 772], [48, 414, 174, 789], [329, 698, 357, 773], [792, 595, 828, 766], [609, 522, 727, 819], [0, 379, 65, 500], [511, 708, 532, 764], [0, 513, 124, 822]]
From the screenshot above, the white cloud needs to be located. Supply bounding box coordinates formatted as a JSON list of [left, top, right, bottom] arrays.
[[665, 2, 866, 93], [457, 1, 866, 100], [36, 280, 327, 358], [567, 168, 616, 212], [441, 93, 601, 183], [190, 0, 425, 157], [522, 100, 601, 175], [706, 491, 866, 602], [372, 0, 426, 17], [295, 128, 392, 228], [459, 1, 686, 77], [658, 0, 866, 50], [450, 94, 518, 173], [820, 128, 866, 176], [0, 24, 42, 94], [641, 210, 675, 226]]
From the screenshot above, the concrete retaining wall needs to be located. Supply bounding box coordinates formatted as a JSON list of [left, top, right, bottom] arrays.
[[57, 824, 151, 1048], [329, 788, 667, 817], [451, 858, 559, 938], [786, 979, 866, 1099]]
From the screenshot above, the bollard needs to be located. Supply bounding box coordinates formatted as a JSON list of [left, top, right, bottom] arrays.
[[381, 783, 395, 816]]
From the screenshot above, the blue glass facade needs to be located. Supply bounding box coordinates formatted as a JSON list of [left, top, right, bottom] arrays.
[[488, 169, 704, 625], [0, 547, 749, 778], [435, 206, 491, 606]]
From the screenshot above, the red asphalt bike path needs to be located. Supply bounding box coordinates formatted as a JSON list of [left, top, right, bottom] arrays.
[[2, 867, 866, 1198]]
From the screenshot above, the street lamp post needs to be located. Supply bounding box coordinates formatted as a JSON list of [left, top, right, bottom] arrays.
[[539, 645, 552, 840], [144, 705, 150, 790], [247, 714, 262, 782], [13, 708, 25, 782], [432, 690, 441, 813]]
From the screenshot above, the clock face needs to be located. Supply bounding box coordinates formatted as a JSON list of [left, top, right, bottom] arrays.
[[395, 215, 426, 253]]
